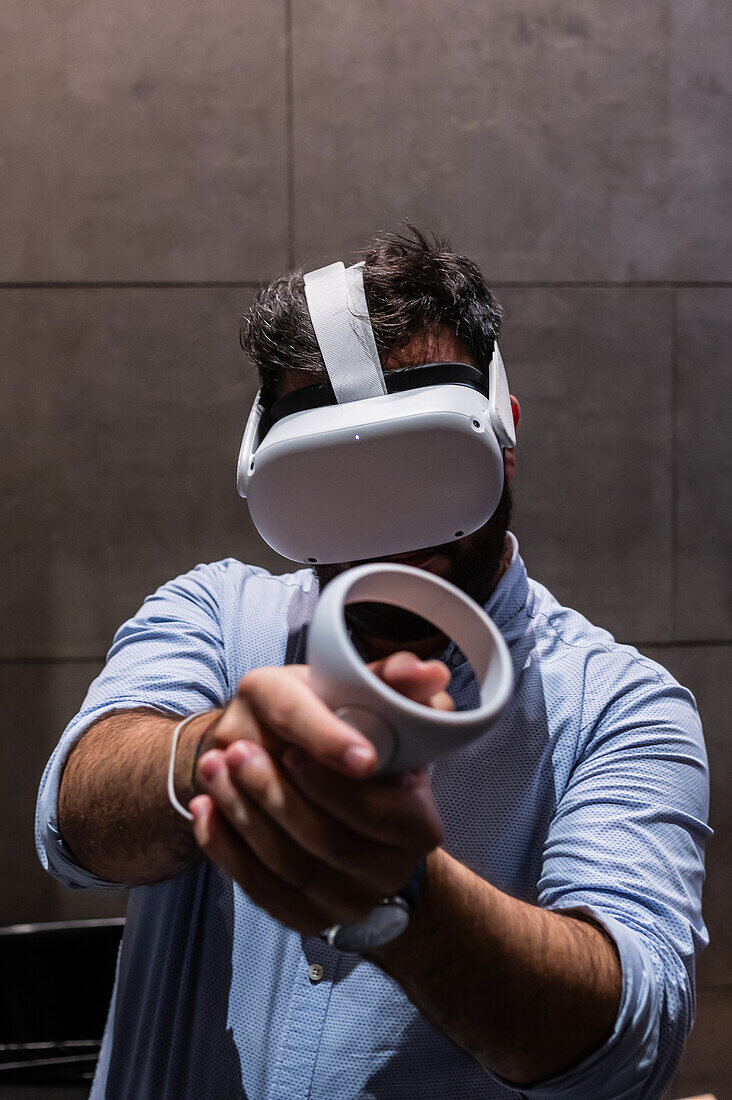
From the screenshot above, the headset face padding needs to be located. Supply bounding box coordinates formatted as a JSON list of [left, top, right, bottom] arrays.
[[257, 362, 492, 444]]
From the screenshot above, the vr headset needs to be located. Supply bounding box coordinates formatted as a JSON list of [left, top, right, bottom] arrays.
[[237, 260, 515, 564]]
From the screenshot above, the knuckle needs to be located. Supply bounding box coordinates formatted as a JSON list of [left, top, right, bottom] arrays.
[[213, 705, 239, 740], [213, 697, 253, 747], [238, 667, 268, 696], [268, 694, 298, 733], [238, 669, 302, 736]]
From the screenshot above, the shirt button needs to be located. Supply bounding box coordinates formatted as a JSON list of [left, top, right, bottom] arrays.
[[308, 963, 324, 984], [449, 649, 464, 669]]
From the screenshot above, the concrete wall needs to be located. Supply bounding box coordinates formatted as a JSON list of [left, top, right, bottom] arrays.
[[2, 2, 729, 1095]]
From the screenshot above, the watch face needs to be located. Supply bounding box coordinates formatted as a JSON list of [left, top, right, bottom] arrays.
[[331, 898, 411, 953]]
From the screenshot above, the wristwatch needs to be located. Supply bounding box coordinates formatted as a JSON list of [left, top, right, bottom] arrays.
[[320, 859, 426, 954]]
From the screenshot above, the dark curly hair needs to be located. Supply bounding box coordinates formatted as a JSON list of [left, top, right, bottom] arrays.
[[240, 226, 502, 410]]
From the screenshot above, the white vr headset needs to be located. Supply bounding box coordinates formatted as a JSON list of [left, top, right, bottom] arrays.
[[237, 260, 515, 564]]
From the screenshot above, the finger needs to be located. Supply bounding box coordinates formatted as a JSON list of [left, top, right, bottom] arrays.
[[429, 690, 454, 712], [197, 749, 253, 833], [189, 796, 330, 934], [209, 694, 267, 751], [299, 652, 452, 709], [282, 749, 443, 853], [198, 747, 381, 921], [292, 655, 451, 704], [238, 667, 378, 777], [370, 651, 453, 708], [210, 695, 298, 765], [225, 741, 419, 897]]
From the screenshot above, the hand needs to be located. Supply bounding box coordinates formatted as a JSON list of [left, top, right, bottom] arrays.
[[190, 652, 452, 934]]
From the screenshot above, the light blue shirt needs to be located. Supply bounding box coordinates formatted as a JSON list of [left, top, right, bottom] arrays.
[[36, 536, 710, 1099]]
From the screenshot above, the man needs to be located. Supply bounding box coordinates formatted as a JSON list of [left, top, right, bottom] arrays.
[[37, 229, 709, 1099]]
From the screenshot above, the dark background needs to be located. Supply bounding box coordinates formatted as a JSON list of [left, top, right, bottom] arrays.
[[2, 2, 729, 1097]]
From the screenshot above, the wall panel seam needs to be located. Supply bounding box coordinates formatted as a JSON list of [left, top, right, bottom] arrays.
[[670, 289, 679, 640], [2, 282, 730, 291], [285, 0, 295, 270]]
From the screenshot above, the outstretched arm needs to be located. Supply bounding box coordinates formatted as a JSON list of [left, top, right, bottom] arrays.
[[371, 846, 620, 1086], [58, 708, 220, 883]]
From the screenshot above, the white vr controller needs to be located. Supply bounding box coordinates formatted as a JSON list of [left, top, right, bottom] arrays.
[[307, 563, 513, 772]]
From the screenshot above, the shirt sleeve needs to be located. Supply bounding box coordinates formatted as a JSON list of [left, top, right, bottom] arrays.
[[35, 561, 233, 891], [521, 656, 711, 1100]]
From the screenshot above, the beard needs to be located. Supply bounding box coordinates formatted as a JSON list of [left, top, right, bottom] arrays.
[[314, 480, 513, 643]]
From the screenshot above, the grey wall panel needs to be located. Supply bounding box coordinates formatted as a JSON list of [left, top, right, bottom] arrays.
[[292, 0, 731, 281], [1, 1, 289, 281], [667, 1, 732, 283], [674, 290, 732, 641], [645, 645, 729, 989], [664, 987, 731, 1099], [0, 660, 129, 926], [2, 288, 294, 658], [499, 287, 673, 641]]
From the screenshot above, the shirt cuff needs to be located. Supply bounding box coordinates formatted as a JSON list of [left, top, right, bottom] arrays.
[[35, 700, 179, 890], [490, 906, 659, 1100]]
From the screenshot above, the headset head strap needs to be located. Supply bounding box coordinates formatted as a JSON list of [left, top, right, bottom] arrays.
[[303, 261, 387, 403]]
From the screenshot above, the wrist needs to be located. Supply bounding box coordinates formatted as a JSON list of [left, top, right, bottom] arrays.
[[367, 846, 447, 966], [322, 856, 427, 954], [174, 710, 221, 809]]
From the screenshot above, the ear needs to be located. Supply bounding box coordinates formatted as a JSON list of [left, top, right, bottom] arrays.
[[504, 396, 520, 484]]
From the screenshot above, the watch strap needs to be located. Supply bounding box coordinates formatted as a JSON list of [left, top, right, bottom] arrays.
[[320, 857, 426, 954]]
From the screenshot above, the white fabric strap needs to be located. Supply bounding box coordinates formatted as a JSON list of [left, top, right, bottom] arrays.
[[303, 261, 386, 403], [488, 343, 516, 448]]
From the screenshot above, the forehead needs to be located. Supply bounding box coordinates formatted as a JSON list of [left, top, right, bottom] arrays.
[[279, 326, 476, 397]]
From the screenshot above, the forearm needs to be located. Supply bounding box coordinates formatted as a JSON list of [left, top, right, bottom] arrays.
[[58, 708, 220, 884], [372, 847, 622, 1086]]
